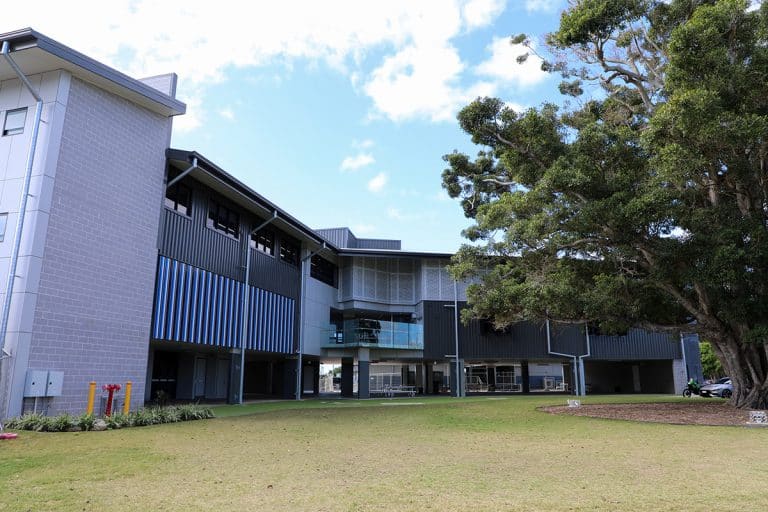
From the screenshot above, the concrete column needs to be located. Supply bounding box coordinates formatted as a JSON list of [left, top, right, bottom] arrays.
[[415, 364, 424, 394], [521, 361, 530, 394], [425, 364, 434, 394], [450, 359, 465, 397], [357, 348, 370, 399], [313, 363, 320, 396], [340, 357, 354, 397], [227, 349, 242, 404], [281, 360, 298, 399], [358, 361, 370, 399], [144, 346, 155, 402]]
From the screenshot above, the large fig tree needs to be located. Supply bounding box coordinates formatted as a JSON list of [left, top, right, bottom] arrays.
[[443, 0, 768, 408]]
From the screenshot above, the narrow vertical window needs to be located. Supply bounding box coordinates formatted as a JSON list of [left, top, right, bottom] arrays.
[[3, 108, 27, 136], [0, 213, 7, 242]]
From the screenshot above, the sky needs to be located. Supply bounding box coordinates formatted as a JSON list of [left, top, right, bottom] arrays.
[[3, 0, 568, 252]]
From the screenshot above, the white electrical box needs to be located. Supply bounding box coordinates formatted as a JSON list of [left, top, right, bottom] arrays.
[[24, 370, 49, 397], [23, 370, 65, 397], [46, 371, 64, 396]]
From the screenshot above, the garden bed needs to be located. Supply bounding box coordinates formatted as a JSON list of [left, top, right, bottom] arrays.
[[541, 400, 757, 426]]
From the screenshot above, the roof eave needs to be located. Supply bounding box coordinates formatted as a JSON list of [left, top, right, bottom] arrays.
[[0, 28, 186, 116]]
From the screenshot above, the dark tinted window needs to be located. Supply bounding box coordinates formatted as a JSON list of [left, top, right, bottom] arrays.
[[207, 199, 239, 238], [251, 229, 274, 255], [165, 183, 191, 216], [280, 240, 300, 266], [310, 255, 337, 287]]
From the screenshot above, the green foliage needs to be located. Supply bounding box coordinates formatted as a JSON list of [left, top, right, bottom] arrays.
[[76, 413, 95, 431], [700, 341, 725, 379], [3, 405, 215, 432], [443, 0, 768, 408]]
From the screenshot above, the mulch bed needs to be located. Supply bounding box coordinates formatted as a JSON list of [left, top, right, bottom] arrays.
[[541, 400, 764, 426]]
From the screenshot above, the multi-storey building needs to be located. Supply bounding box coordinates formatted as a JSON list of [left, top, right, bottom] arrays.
[[0, 29, 702, 418]]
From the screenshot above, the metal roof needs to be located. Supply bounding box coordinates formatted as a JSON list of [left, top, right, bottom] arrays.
[[166, 149, 329, 247], [0, 28, 185, 116]]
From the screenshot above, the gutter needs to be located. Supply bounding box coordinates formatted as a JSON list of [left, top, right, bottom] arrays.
[[0, 40, 44, 417]]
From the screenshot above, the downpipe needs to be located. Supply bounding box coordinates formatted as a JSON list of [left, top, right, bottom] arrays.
[[546, 319, 589, 396], [578, 325, 591, 397], [239, 211, 278, 404], [0, 41, 44, 417]]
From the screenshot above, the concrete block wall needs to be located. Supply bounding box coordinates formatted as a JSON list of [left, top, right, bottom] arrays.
[[24, 77, 173, 415], [0, 71, 71, 417]]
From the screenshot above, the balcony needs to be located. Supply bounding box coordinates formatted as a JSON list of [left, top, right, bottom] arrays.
[[325, 319, 423, 350]]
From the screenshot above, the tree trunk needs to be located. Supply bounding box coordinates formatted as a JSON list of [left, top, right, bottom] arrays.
[[709, 333, 768, 410]]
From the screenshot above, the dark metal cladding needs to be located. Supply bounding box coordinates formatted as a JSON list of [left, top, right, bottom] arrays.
[[423, 301, 681, 361], [157, 178, 300, 301], [588, 330, 679, 360]]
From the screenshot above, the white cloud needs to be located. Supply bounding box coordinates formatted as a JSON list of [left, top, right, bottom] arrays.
[[463, 0, 506, 28], [475, 37, 548, 88], [218, 107, 235, 121], [0, 0, 512, 128], [353, 139, 375, 149], [367, 172, 388, 193], [172, 93, 203, 133], [340, 153, 375, 172], [525, 0, 560, 12], [364, 42, 468, 122]]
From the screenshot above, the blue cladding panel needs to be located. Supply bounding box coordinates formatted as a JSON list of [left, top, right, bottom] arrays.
[[152, 256, 295, 353]]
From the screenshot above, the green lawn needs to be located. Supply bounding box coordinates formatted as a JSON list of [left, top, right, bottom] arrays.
[[1, 395, 767, 511]]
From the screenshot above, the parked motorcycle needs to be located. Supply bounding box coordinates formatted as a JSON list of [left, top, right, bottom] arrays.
[[682, 379, 701, 397]]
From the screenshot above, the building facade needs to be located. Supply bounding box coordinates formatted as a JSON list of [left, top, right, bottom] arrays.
[[0, 29, 702, 418]]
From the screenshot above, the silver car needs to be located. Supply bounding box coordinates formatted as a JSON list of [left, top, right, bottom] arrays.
[[699, 377, 733, 398]]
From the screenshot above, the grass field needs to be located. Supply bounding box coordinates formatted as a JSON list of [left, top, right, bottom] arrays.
[[1, 395, 767, 511]]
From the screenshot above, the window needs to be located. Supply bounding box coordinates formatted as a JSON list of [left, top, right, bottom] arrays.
[[310, 255, 337, 287], [165, 183, 191, 216], [0, 213, 7, 242], [250, 229, 274, 255], [280, 239, 300, 266], [207, 199, 239, 238], [3, 108, 27, 136]]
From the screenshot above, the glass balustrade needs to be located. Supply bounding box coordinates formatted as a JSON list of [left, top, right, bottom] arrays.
[[325, 319, 423, 350]]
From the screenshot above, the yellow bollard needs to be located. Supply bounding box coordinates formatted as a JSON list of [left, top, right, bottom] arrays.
[[86, 381, 96, 415], [123, 381, 132, 415]]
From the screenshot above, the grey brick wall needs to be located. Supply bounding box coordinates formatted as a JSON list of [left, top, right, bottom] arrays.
[[27, 77, 172, 414]]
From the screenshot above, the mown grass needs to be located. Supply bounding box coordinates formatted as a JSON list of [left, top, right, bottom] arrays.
[[1, 395, 767, 511]]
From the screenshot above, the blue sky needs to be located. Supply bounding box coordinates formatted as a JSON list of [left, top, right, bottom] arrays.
[[5, 0, 567, 252]]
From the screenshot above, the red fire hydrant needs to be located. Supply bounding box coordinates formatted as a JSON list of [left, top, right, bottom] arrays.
[[102, 384, 121, 417]]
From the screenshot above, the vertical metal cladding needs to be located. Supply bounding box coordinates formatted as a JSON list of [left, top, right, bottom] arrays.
[[152, 256, 294, 353]]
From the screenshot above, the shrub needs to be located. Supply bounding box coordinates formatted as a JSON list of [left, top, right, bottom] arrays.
[[76, 413, 95, 431], [105, 413, 128, 429], [175, 404, 214, 421], [51, 413, 74, 432], [3, 404, 215, 432]]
